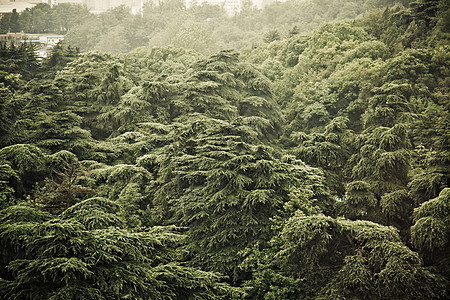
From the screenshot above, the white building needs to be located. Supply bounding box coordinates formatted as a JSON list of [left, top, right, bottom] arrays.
[[185, 0, 286, 16], [185, 0, 242, 16], [48, 0, 84, 6], [17, 34, 64, 59], [83, 0, 148, 14], [35, 35, 64, 58], [39, 34, 64, 44]]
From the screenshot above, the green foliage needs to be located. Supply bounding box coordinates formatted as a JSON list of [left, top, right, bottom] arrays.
[[0, 41, 39, 83], [36, 162, 95, 215], [0, 14, 10, 34], [244, 213, 447, 299], [53, 52, 132, 140], [291, 117, 354, 197], [263, 30, 281, 43], [411, 188, 450, 278], [0, 1, 449, 297], [0, 204, 243, 299], [9, 9, 20, 33], [0, 84, 22, 148], [0, 144, 46, 177], [30, 111, 94, 157], [51, 0, 412, 54], [96, 50, 282, 143], [143, 115, 331, 279], [408, 145, 450, 206], [341, 124, 413, 229], [0, 164, 20, 209], [5, 3, 91, 34], [60, 197, 124, 230], [43, 42, 80, 72]]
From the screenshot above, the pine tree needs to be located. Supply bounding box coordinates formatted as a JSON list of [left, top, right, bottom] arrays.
[[343, 124, 413, 231], [143, 115, 331, 280], [0, 144, 48, 198], [292, 116, 354, 197], [9, 10, 20, 33], [411, 188, 450, 280], [243, 212, 448, 299], [0, 203, 244, 299]]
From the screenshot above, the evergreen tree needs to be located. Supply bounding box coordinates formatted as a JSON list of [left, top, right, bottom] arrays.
[[9, 10, 20, 33], [143, 115, 331, 280], [0, 204, 243, 299], [243, 213, 447, 299], [0, 0, 448, 297], [0, 144, 48, 198], [412, 188, 450, 280], [0, 14, 10, 34]]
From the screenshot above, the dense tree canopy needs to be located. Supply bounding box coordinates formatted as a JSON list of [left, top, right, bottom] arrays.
[[0, 0, 449, 298], [1, 0, 417, 54]]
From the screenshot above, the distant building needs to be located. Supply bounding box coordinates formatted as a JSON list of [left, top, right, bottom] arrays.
[[81, 0, 270, 16], [185, 0, 242, 16], [39, 34, 64, 45], [0, 1, 36, 15], [185, 0, 286, 16], [35, 48, 51, 58], [35, 35, 64, 58], [48, 0, 84, 6], [13, 33, 65, 59], [0, 0, 286, 18], [83, 0, 147, 14]]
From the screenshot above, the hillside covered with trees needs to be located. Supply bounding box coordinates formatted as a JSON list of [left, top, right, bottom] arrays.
[[0, 0, 449, 299], [3, 0, 412, 54]]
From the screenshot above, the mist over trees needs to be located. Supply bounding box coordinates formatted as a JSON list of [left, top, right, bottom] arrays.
[[0, 0, 449, 299], [1, 0, 416, 54], [64, 0, 417, 54]]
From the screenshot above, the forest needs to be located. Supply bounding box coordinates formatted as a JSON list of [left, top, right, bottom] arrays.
[[0, 0, 449, 299]]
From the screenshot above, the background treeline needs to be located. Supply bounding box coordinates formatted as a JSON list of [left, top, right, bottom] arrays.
[[0, 3, 91, 35], [1, 0, 449, 299], [2, 0, 412, 54]]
